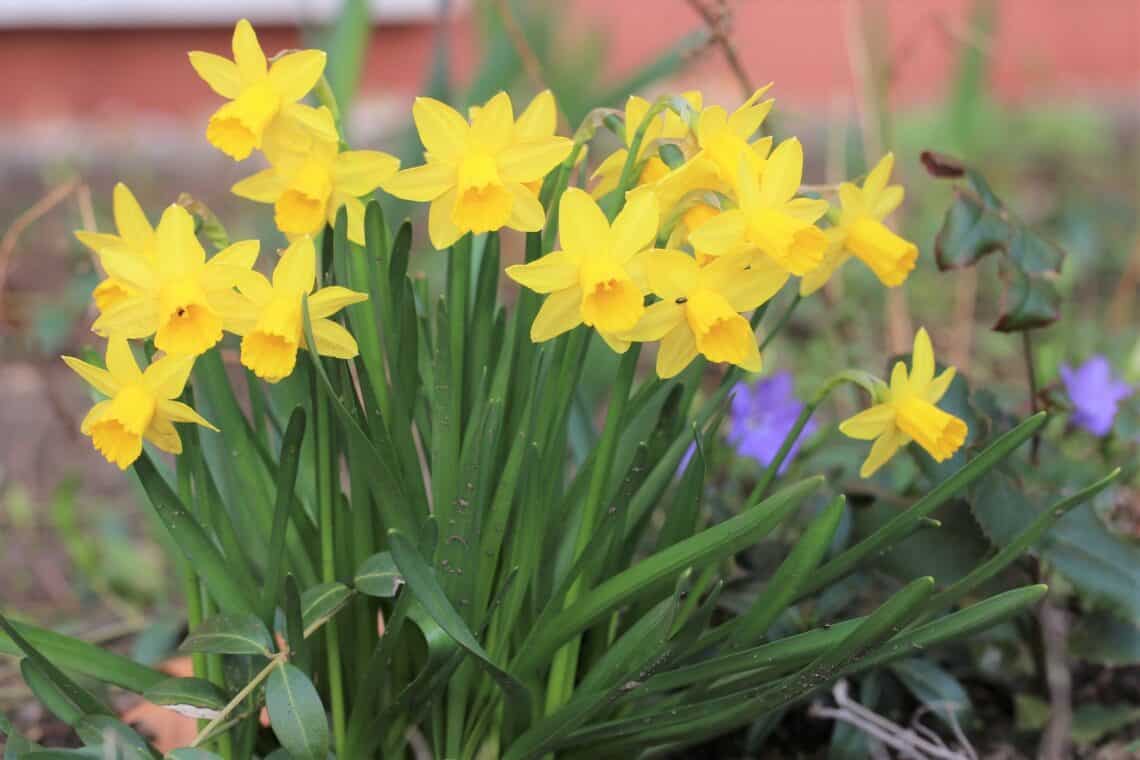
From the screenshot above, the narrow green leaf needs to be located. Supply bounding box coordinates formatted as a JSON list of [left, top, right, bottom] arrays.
[[266, 663, 330, 760], [75, 716, 156, 759], [515, 476, 822, 673], [165, 750, 224, 760], [21, 659, 86, 726], [354, 552, 404, 598], [262, 407, 307, 623], [388, 529, 532, 716], [133, 453, 257, 615], [0, 620, 164, 693], [179, 614, 274, 657], [0, 614, 110, 719], [805, 412, 1046, 594]]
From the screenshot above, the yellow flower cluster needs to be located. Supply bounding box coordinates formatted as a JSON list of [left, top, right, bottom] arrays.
[[64, 19, 962, 478], [68, 21, 373, 469]]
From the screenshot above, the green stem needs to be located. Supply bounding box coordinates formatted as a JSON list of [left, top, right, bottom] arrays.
[[544, 345, 641, 713], [315, 380, 347, 757], [1021, 329, 1041, 465]]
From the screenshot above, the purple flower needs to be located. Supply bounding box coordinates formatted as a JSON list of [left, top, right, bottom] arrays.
[[1059, 356, 1132, 437], [727, 371, 816, 473]]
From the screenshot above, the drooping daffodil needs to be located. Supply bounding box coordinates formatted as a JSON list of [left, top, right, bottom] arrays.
[[63, 338, 217, 469], [801, 153, 917, 295], [839, 328, 967, 477]]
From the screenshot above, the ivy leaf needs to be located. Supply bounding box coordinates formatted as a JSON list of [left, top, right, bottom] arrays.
[[923, 151, 1065, 332]]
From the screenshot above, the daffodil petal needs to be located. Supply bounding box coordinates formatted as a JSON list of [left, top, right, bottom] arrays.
[[144, 415, 183, 455], [702, 253, 788, 312], [428, 188, 465, 250], [505, 250, 581, 294], [206, 239, 260, 280], [624, 299, 683, 342], [516, 90, 556, 138], [268, 49, 326, 102], [382, 162, 455, 202], [112, 183, 153, 247], [155, 205, 206, 277], [726, 97, 773, 141], [339, 195, 369, 245], [646, 249, 700, 300], [62, 356, 118, 397], [91, 298, 159, 339], [469, 92, 514, 152], [864, 153, 895, 198], [839, 404, 895, 440], [759, 137, 804, 205], [910, 327, 935, 388], [610, 190, 659, 262], [558, 188, 611, 255], [784, 197, 829, 223], [413, 97, 468, 163], [105, 337, 143, 383], [232, 168, 286, 202], [80, 400, 112, 434], [334, 150, 400, 196], [598, 331, 631, 354], [143, 354, 196, 399], [506, 183, 547, 232], [688, 209, 747, 256], [860, 427, 907, 477], [309, 286, 368, 318], [927, 367, 956, 405], [872, 185, 904, 219], [498, 136, 573, 184], [158, 399, 219, 431], [188, 51, 243, 99], [235, 270, 273, 305], [232, 19, 267, 82], [98, 248, 156, 290], [656, 324, 699, 379], [75, 231, 126, 255], [309, 318, 359, 359], [530, 287, 582, 342], [272, 236, 316, 294]]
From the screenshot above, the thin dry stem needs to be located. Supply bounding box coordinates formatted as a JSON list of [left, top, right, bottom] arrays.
[[0, 176, 83, 318], [685, 0, 755, 99]]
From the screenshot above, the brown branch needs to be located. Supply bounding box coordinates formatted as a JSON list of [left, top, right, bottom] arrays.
[[0, 176, 83, 320], [494, 0, 547, 95], [1037, 594, 1072, 760], [685, 0, 755, 99]]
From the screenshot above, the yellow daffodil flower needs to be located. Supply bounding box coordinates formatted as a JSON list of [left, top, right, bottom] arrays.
[[505, 188, 659, 353], [74, 183, 157, 314], [622, 250, 785, 378], [590, 91, 702, 198], [91, 204, 259, 357], [382, 92, 573, 249], [189, 19, 337, 160], [689, 139, 829, 277], [228, 236, 367, 382], [231, 107, 399, 245], [800, 153, 917, 295], [651, 85, 773, 211], [839, 328, 967, 477], [63, 337, 217, 469]]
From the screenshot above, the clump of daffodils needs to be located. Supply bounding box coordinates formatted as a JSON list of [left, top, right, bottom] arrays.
[[66, 17, 963, 479]]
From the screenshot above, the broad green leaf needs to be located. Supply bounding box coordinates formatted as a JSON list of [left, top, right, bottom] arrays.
[[300, 581, 354, 635], [141, 677, 227, 717], [265, 663, 330, 760], [178, 614, 274, 657], [354, 551, 403, 598]]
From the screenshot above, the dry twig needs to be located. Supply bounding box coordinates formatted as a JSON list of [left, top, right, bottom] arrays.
[[685, 0, 755, 99]]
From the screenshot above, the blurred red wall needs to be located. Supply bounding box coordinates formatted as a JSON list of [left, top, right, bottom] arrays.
[[0, 0, 1137, 124]]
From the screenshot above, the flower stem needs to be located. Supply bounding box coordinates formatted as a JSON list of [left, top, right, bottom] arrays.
[[1021, 329, 1041, 465], [544, 345, 641, 712], [315, 378, 347, 757]]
